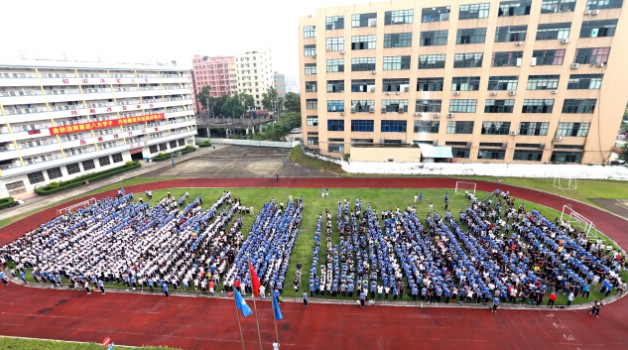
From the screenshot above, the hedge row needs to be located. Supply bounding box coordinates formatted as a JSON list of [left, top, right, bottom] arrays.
[[0, 196, 15, 210], [34, 161, 141, 195], [151, 146, 196, 162], [197, 140, 212, 148]]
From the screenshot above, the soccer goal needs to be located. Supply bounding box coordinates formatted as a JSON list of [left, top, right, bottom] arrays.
[[559, 204, 598, 239], [455, 181, 477, 196], [553, 177, 577, 190], [57, 198, 97, 216]]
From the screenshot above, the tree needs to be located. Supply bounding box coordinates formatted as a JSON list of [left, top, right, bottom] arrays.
[[195, 86, 212, 114], [284, 92, 301, 113], [223, 93, 255, 118], [619, 143, 628, 162], [261, 86, 283, 114]]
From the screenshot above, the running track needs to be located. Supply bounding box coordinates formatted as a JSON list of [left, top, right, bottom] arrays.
[[0, 178, 627, 350]]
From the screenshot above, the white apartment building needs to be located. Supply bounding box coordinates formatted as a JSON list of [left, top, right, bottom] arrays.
[[235, 49, 275, 110], [0, 59, 196, 197]]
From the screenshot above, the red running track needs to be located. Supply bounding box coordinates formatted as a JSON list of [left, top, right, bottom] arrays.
[[0, 178, 627, 350]]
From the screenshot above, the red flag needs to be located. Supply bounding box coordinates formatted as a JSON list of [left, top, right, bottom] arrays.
[[249, 261, 261, 298]]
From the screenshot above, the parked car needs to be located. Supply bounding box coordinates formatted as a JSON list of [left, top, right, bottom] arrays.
[[609, 159, 626, 166]]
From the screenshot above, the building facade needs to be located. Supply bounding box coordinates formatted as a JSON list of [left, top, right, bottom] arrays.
[[0, 59, 196, 197], [191, 55, 237, 113], [236, 49, 275, 110], [274, 72, 287, 98], [298, 0, 627, 164]]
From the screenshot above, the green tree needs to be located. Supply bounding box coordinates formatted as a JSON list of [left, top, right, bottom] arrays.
[[619, 143, 628, 162], [195, 86, 212, 114], [284, 92, 301, 113], [262, 86, 283, 114], [223, 93, 255, 118]]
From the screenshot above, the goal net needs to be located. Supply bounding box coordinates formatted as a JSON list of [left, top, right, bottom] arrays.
[[57, 198, 97, 216], [559, 204, 598, 239], [553, 177, 577, 190], [455, 181, 477, 196]]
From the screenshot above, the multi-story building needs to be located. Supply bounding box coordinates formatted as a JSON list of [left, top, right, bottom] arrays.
[[191, 55, 238, 113], [298, 0, 627, 164], [0, 59, 196, 197], [236, 49, 275, 110], [274, 72, 287, 98]]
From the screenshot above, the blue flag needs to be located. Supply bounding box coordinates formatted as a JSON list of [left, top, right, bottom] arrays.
[[272, 291, 283, 321], [235, 290, 253, 318]]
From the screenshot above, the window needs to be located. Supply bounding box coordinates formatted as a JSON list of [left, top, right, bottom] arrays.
[[562, 99, 597, 114], [304, 45, 316, 57], [303, 25, 316, 38], [541, 0, 576, 13], [326, 59, 345, 73], [586, 0, 624, 10], [418, 54, 446, 69], [351, 35, 376, 50], [580, 20, 618, 38], [457, 28, 487, 44], [488, 76, 518, 90], [568, 74, 603, 89], [327, 100, 345, 112], [351, 79, 375, 93], [327, 119, 344, 131], [531, 49, 565, 66], [382, 99, 409, 112], [422, 6, 451, 22], [82, 159, 96, 170], [574, 47, 610, 65], [385, 9, 414, 25], [527, 75, 560, 90], [383, 78, 410, 92], [308, 137, 319, 145], [381, 120, 407, 132], [352, 138, 373, 145], [352, 13, 377, 28], [111, 153, 123, 163], [452, 148, 471, 158], [67, 163, 81, 175], [351, 120, 374, 132], [326, 16, 344, 30], [327, 80, 344, 93], [351, 57, 376, 71], [492, 51, 523, 67], [498, 0, 532, 16], [384, 33, 413, 48], [305, 63, 317, 75], [536, 23, 571, 40], [27, 172, 45, 185], [522, 99, 555, 113], [306, 99, 318, 110], [478, 149, 506, 160], [519, 122, 550, 136], [328, 143, 344, 154], [495, 25, 528, 42], [305, 81, 317, 92], [484, 100, 515, 113], [452, 76, 481, 91], [416, 100, 442, 112], [98, 156, 110, 166], [513, 150, 543, 161], [414, 121, 440, 133], [326, 37, 344, 52], [351, 100, 375, 112], [449, 99, 477, 113], [556, 122, 590, 136], [383, 56, 411, 70], [420, 31, 448, 46], [447, 121, 475, 134], [453, 53, 483, 68], [551, 151, 582, 163], [481, 121, 511, 135], [306, 116, 318, 126], [148, 145, 158, 154], [417, 78, 444, 92], [47, 167, 62, 179], [459, 3, 490, 19]]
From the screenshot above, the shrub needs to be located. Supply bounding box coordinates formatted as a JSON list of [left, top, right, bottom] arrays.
[[0, 196, 15, 210], [34, 162, 141, 195]]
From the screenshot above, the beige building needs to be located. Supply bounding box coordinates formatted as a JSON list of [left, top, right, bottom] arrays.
[[298, 0, 628, 164], [236, 49, 275, 110]]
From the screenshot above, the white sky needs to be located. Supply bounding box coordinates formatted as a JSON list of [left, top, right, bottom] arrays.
[[2, 0, 382, 78]]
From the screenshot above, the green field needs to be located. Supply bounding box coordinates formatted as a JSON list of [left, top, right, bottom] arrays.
[[0, 337, 178, 350]]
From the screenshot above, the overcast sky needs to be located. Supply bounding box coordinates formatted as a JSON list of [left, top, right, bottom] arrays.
[[2, 0, 381, 78]]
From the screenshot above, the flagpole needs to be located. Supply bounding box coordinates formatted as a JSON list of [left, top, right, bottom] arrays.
[[235, 302, 246, 350], [248, 259, 263, 350], [272, 293, 280, 344]]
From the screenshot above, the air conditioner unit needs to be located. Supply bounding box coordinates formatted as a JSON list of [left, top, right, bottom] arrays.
[[453, 91, 460, 96], [508, 90, 516, 96], [490, 91, 497, 96], [369, 87, 375, 92], [433, 113, 440, 118], [552, 90, 558, 94], [447, 113, 455, 118], [340, 112, 344, 116], [539, 143, 546, 149], [368, 18, 377, 27], [369, 106, 375, 113], [501, 142, 508, 149], [515, 41, 523, 46], [386, 91, 391, 95], [340, 50, 345, 55], [555, 136, 563, 142], [326, 46, 332, 51], [381, 107, 387, 113], [312, 54, 316, 58], [433, 141, 438, 146], [571, 63, 579, 69], [584, 10, 592, 15], [350, 107, 356, 113], [597, 63, 605, 67], [414, 112, 421, 116], [561, 38, 569, 44], [404, 87, 409, 92], [371, 70, 376, 74], [591, 10, 599, 15], [395, 91, 400, 95], [510, 130, 517, 136]]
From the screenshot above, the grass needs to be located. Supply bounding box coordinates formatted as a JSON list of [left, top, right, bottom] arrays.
[[0, 337, 179, 349]]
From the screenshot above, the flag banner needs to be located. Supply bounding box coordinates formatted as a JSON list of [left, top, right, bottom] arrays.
[[235, 289, 253, 318], [272, 292, 283, 321], [249, 261, 261, 298]]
